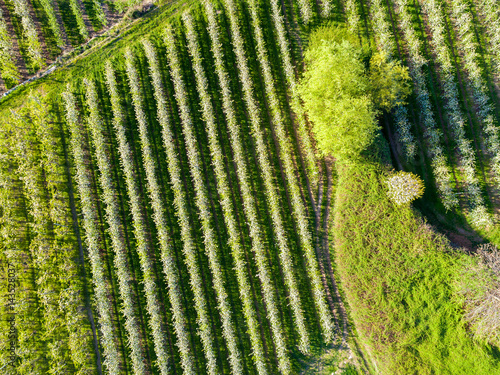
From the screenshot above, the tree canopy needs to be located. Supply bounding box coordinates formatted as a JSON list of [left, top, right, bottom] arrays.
[[298, 25, 411, 161], [369, 51, 412, 111]]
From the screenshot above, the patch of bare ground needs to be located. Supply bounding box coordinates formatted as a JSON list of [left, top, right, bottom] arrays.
[[446, 230, 474, 250], [299, 345, 357, 375], [420, 207, 485, 252]]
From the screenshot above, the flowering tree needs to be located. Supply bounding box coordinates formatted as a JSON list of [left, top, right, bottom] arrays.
[[386, 171, 424, 205]]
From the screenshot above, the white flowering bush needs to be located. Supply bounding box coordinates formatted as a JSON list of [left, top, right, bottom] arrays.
[[386, 171, 424, 205]]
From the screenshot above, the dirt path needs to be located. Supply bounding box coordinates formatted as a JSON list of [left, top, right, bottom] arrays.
[[312, 160, 342, 337], [322, 161, 349, 343], [102, 1, 120, 26]]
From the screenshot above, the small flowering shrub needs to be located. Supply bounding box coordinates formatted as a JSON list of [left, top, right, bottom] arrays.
[[386, 171, 424, 205]]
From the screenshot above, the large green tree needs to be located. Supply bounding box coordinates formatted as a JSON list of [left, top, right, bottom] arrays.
[[299, 26, 410, 161]]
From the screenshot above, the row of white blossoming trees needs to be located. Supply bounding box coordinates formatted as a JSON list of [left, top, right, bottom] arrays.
[[0, 0, 111, 90], [52, 0, 337, 373], [352, 0, 499, 230], [0, 95, 99, 374], [3, 0, 500, 372]]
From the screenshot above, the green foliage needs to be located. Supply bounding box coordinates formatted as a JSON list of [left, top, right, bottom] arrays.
[[455, 244, 500, 348], [298, 38, 378, 161], [369, 51, 412, 111], [299, 24, 411, 161], [333, 155, 500, 374], [306, 22, 367, 56], [0, 9, 20, 86], [386, 170, 425, 205]]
